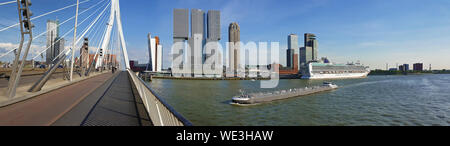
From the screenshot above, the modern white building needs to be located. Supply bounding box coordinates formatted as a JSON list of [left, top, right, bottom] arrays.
[[148, 33, 163, 72]]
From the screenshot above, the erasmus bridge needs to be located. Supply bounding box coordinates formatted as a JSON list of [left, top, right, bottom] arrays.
[[0, 0, 191, 126]]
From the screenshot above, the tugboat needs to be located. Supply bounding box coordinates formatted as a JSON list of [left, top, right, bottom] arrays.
[[232, 82, 338, 105]]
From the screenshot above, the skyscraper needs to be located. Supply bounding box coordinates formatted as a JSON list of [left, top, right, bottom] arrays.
[[207, 10, 220, 41], [173, 9, 189, 39], [300, 33, 318, 74], [189, 9, 205, 77], [173, 9, 189, 76], [54, 37, 64, 61], [147, 33, 153, 71], [172, 9, 221, 77], [204, 10, 222, 78], [287, 34, 298, 69], [46, 20, 59, 65], [304, 33, 318, 61], [156, 44, 163, 72], [286, 49, 294, 68], [228, 22, 240, 76], [148, 34, 163, 72]]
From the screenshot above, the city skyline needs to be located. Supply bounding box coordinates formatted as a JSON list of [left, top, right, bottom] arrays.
[[1, 0, 450, 70]]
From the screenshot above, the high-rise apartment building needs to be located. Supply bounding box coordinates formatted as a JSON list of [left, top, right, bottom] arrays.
[[172, 9, 221, 77], [287, 34, 298, 69], [173, 9, 189, 39], [173, 9, 189, 77], [304, 33, 318, 61], [207, 10, 220, 41], [46, 20, 59, 65], [300, 33, 318, 74], [204, 10, 221, 78], [228, 22, 240, 77], [189, 9, 205, 77], [286, 49, 294, 68], [53, 37, 64, 61]]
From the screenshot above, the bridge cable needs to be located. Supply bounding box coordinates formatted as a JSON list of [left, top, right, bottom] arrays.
[[88, 16, 110, 69], [0, 0, 106, 59], [73, 1, 110, 51], [65, 3, 110, 60], [54, 1, 111, 61], [29, 1, 109, 60], [103, 20, 115, 65], [0, 0, 15, 6], [82, 7, 110, 61], [31, 1, 110, 60], [83, 7, 109, 45], [50, 2, 109, 62], [0, 0, 91, 32]]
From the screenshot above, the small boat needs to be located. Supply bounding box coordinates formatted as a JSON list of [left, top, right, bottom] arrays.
[[232, 82, 338, 105]]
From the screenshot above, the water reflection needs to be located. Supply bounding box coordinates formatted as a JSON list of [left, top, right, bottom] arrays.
[[148, 74, 450, 126]]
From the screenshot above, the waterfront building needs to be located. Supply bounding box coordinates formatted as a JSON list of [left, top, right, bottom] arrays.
[[46, 20, 59, 65], [389, 68, 398, 71], [172, 9, 189, 77], [403, 64, 410, 71], [204, 10, 222, 78], [286, 49, 294, 69], [399, 64, 409, 72], [203, 39, 222, 78], [300, 33, 317, 74], [149, 33, 155, 71], [287, 34, 298, 70], [207, 10, 220, 41], [157, 44, 163, 72], [173, 9, 189, 39], [189, 9, 205, 77], [228, 22, 241, 77], [172, 9, 221, 78], [280, 34, 300, 78], [413, 63, 423, 71], [304, 33, 318, 61], [147, 34, 163, 72]]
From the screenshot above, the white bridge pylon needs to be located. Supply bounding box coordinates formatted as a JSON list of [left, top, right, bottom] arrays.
[[97, 0, 130, 69]]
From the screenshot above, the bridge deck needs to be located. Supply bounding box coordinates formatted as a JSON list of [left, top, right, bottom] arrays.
[[0, 71, 151, 126]]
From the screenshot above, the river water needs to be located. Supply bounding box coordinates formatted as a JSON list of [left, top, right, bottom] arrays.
[[148, 74, 450, 126]]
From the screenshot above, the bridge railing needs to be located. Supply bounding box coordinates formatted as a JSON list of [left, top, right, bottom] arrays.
[[127, 69, 192, 126]]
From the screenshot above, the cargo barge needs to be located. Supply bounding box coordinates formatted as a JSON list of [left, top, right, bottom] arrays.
[[232, 82, 338, 105]]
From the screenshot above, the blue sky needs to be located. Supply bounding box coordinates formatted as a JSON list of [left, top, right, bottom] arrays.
[[1, 0, 450, 70]]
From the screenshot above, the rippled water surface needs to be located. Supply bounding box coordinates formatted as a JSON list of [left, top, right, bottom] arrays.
[[148, 74, 450, 126]]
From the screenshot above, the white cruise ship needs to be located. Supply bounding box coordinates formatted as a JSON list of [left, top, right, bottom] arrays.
[[301, 62, 370, 79]]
